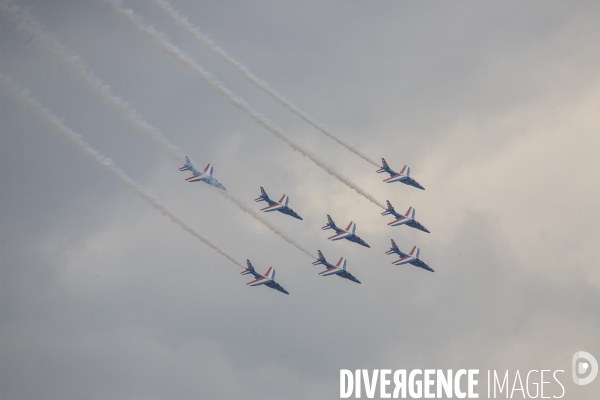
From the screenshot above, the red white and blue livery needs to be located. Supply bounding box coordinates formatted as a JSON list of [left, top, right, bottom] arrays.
[[179, 156, 226, 190], [377, 158, 425, 190], [386, 240, 434, 272], [321, 215, 370, 248], [254, 187, 303, 220], [382, 200, 430, 233], [312, 250, 361, 284], [241, 260, 289, 295]]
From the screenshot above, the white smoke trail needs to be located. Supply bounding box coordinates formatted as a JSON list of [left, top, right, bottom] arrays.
[[151, 0, 379, 167], [0, 0, 185, 163], [216, 190, 314, 259], [1, 0, 316, 258], [107, 0, 385, 210], [0, 71, 244, 270]]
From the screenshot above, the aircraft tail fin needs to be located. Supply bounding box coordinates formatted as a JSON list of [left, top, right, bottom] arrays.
[[385, 239, 399, 255], [255, 186, 268, 202], [179, 155, 192, 171], [381, 200, 394, 216], [376, 158, 389, 173], [322, 214, 335, 230], [312, 250, 326, 265], [241, 259, 255, 275]]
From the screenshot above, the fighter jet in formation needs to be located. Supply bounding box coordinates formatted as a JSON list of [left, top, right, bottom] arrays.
[[322, 215, 370, 248], [386, 240, 434, 272], [179, 156, 226, 190], [312, 250, 361, 284], [376, 158, 425, 190], [241, 260, 289, 294], [382, 201, 430, 233], [254, 187, 303, 220]]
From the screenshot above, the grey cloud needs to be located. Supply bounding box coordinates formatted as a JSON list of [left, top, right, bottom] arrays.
[[2, 0, 599, 399]]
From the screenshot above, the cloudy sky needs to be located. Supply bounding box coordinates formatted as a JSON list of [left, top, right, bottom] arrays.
[[1, 1, 599, 399]]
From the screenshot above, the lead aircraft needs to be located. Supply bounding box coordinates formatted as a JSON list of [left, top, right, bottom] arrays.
[[386, 240, 434, 272], [179, 156, 226, 190], [382, 201, 430, 233], [321, 215, 370, 248], [376, 158, 425, 190], [312, 250, 361, 284], [241, 260, 289, 294], [254, 187, 303, 220]]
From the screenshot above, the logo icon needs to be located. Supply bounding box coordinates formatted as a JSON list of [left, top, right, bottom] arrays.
[[572, 351, 598, 385]]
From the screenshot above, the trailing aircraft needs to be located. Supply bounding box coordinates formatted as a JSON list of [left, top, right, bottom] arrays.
[[385, 240, 434, 272], [241, 260, 289, 295], [179, 156, 226, 190], [376, 158, 425, 190], [382, 201, 430, 233], [254, 187, 303, 220], [312, 250, 361, 284], [322, 215, 370, 248]]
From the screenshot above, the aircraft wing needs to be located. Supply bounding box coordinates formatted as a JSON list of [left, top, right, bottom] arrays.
[[383, 173, 404, 183], [328, 231, 352, 241], [246, 276, 268, 286], [185, 172, 207, 182], [318, 267, 340, 276], [392, 255, 413, 265], [388, 216, 408, 226], [261, 202, 285, 212]]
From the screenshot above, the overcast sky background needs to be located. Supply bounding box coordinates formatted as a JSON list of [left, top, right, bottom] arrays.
[[1, 1, 599, 399]]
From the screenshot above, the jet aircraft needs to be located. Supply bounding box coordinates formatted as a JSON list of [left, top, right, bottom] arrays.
[[376, 158, 425, 190], [179, 156, 226, 190], [385, 240, 434, 272], [254, 187, 303, 220], [241, 260, 289, 294], [382, 201, 430, 233], [321, 215, 370, 248], [312, 250, 361, 284]]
